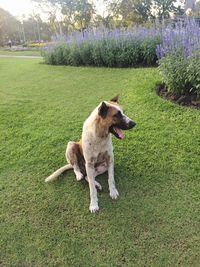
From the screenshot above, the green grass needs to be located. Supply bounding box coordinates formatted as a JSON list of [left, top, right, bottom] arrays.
[[0, 58, 200, 267], [0, 49, 41, 56]]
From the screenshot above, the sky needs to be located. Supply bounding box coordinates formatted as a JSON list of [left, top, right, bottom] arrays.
[[0, 0, 37, 18], [0, 0, 187, 20], [0, 0, 107, 19]]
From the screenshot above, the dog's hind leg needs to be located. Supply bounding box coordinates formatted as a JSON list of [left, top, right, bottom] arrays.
[[66, 141, 86, 181]]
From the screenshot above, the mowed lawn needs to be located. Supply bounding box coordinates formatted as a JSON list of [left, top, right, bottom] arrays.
[[0, 58, 200, 267], [0, 50, 42, 57]]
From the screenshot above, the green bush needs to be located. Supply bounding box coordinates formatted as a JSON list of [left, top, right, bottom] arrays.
[[187, 56, 200, 95], [141, 37, 160, 66], [156, 18, 200, 96], [42, 44, 69, 65], [43, 35, 160, 68], [69, 45, 83, 66], [158, 51, 200, 95], [79, 43, 94, 66], [91, 42, 104, 66]]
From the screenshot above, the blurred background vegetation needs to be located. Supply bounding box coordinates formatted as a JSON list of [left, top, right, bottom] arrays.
[[0, 0, 200, 47]]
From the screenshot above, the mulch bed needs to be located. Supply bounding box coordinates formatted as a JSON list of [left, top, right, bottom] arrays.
[[156, 84, 200, 110]]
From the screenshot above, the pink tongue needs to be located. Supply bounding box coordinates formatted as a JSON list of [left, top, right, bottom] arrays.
[[114, 127, 125, 139]]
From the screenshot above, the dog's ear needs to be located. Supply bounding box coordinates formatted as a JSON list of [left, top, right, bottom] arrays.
[[110, 95, 119, 103], [98, 102, 109, 119]]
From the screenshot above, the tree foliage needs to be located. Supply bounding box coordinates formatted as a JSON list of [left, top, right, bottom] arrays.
[[0, 0, 192, 45], [33, 0, 95, 30], [0, 8, 20, 45], [108, 0, 151, 26], [107, 0, 184, 23], [153, 0, 181, 18]]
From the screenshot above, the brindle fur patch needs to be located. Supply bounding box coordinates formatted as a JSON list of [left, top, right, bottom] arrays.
[[97, 151, 110, 164], [67, 142, 86, 177], [89, 151, 110, 168]]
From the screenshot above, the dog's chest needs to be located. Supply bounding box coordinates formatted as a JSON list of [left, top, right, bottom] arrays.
[[89, 140, 111, 158], [96, 150, 110, 165], [82, 133, 113, 163]]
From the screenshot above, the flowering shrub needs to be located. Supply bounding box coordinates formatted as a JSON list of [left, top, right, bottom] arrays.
[[43, 18, 200, 96], [156, 18, 200, 95], [187, 56, 200, 92], [43, 27, 161, 67]]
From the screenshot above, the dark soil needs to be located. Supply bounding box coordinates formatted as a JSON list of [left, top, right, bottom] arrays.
[[156, 84, 200, 109]]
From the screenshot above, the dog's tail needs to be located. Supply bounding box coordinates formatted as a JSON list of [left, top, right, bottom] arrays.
[[45, 164, 73, 183]]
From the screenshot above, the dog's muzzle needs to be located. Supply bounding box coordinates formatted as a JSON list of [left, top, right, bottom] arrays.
[[128, 120, 136, 129], [109, 118, 136, 140]]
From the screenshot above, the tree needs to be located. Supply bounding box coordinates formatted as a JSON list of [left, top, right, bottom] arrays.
[[152, 0, 181, 18], [33, 0, 96, 31], [22, 13, 52, 42], [133, 0, 153, 20], [108, 0, 152, 26], [107, 0, 184, 25], [174, 4, 185, 16], [0, 8, 21, 45], [93, 14, 117, 28]]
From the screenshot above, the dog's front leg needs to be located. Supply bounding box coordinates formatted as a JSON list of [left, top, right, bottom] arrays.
[[86, 162, 99, 213], [108, 158, 119, 200]]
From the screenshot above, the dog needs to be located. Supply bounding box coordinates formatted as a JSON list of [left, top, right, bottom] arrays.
[[45, 96, 136, 213]]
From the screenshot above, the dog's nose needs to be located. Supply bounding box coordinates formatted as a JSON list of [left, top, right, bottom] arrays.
[[129, 121, 136, 128]]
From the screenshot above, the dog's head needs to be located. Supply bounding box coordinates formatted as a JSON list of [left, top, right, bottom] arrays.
[[98, 96, 136, 139]]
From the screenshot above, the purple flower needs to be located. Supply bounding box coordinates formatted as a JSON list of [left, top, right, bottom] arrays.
[[156, 18, 200, 59]]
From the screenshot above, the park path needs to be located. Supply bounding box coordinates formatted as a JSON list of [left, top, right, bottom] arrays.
[[0, 55, 42, 59]]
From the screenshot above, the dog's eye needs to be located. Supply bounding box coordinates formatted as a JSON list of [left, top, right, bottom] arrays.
[[114, 111, 122, 118]]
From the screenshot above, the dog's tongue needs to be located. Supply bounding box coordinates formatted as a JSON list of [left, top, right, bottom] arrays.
[[114, 127, 125, 139]]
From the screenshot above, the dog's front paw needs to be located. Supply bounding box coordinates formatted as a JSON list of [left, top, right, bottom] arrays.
[[110, 188, 119, 200], [89, 203, 99, 213], [75, 171, 84, 181]]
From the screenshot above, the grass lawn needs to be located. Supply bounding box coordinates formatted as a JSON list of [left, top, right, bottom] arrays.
[[0, 58, 200, 267], [0, 49, 42, 57]]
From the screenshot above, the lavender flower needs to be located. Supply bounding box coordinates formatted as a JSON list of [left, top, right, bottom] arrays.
[[156, 18, 200, 59]]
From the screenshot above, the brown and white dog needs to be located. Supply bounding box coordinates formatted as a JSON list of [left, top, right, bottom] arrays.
[[45, 96, 136, 213]]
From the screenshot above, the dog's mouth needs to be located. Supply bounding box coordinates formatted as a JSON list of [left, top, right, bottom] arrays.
[[109, 126, 125, 140], [109, 120, 136, 139]]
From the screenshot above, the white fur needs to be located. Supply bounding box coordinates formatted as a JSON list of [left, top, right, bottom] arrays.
[[45, 164, 73, 182], [82, 106, 118, 213], [44, 100, 135, 213]]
